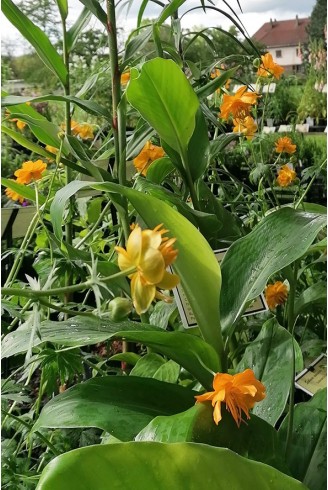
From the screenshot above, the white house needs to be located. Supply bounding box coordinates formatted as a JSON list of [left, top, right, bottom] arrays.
[[252, 16, 310, 74]]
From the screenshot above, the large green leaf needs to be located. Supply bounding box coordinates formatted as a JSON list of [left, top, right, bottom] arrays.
[[279, 389, 327, 490], [146, 157, 175, 184], [1, 316, 160, 359], [136, 403, 289, 473], [294, 282, 327, 316], [112, 329, 220, 389], [2, 95, 110, 119], [1, 177, 46, 205], [126, 58, 199, 155], [2, 125, 55, 160], [6, 114, 70, 154], [220, 208, 326, 333], [2, 0, 67, 85], [237, 319, 303, 426], [33, 377, 195, 441], [37, 442, 307, 490], [49, 180, 224, 362]]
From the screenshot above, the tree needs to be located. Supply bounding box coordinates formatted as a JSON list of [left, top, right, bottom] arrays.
[[17, 0, 61, 43], [307, 0, 327, 41]]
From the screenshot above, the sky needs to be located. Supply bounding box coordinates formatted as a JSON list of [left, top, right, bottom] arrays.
[[1, 0, 316, 56]]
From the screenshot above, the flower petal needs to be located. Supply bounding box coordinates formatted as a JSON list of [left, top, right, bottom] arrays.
[[156, 270, 180, 290], [140, 247, 165, 284], [131, 274, 156, 314]]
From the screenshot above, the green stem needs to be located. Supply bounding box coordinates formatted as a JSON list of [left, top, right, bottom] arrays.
[[75, 200, 112, 248], [285, 261, 298, 458], [1, 408, 60, 456], [180, 149, 200, 210], [295, 159, 327, 209], [2, 267, 136, 300], [38, 298, 95, 317]]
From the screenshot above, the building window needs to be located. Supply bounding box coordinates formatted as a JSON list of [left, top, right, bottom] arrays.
[[275, 50, 282, 58]]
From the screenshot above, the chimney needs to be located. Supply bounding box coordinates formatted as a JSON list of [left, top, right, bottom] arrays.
[[296, 15, 299, 26], [270, 18, 273, 27]]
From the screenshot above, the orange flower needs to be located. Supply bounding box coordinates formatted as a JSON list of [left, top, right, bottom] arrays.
[[121, 71, 130, 86], [257, 53, 284, 80], [210, 68, 231, 93], [220, 86, 259, 120], [276, 164, 296, 187], [5, 183, 24, 203], [275, 136, 296, 154], [45, 145, 59, 155], [265, 281, 288, 309], [14, 160, 47, 184], [133, 141, 165, 176], [115, 224, 179, 314], [195, 369, 266, 427], [61, 120, 94, 140], [232, 116, 257, 140]]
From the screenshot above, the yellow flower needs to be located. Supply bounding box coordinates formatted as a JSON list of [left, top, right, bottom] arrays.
[[257, 53, 284, 80], [275, 136, 296, 154], [5, 183, 24, 203], [232, 116, 257, 140], [61, 120, 94, 140], [14, 160, 47, 184], [276, 164, 297, 187], [195, 369, 266, 427], [265, 281, 288, 309], [220, 86, 259, 120], [133, 141, 165, 176], [121, 71, 130, 86], [115, 224, 179, 314]]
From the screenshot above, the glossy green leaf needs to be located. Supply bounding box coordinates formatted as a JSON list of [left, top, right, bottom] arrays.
[[157, 0, 186, 24], [34, 377, 195, 441], [1, 177, 46, 205], [7, 114, 70, 155], [294, 282, 327, 316], [153, 359, 180, 383], [126, 58, 199, 154], [66, 7, 91, 52], [1, 316, 160, 359], [122, 186, 224, 362], [136, 402, 288, 473], [220, 208, 326, 333], [37, 442, 307, 490], [130, 353, 165, 377], [237, 318, 303, 426], [2, 125, 55, 160], [56, 0, 68, 20], [146, 157, 175, 184], [2, 95, 110, 119], [112, 329, 220, 389], [78, 0, 107, 26], [279, 389, 327, 489], [2, 0, 67, 85]]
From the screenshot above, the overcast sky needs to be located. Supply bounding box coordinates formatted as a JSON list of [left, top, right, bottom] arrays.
[[1, 0, 316, 55]]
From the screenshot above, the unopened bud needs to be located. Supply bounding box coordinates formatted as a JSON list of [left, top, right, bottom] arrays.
[[253, 58, 261, 68], [109, 297, 133, 321]]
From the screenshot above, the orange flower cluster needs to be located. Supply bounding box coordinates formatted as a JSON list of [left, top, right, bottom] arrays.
[[265, 281, 288, 309], [220, 86, 259, 140], [133, 141, 165, 176], [115, 224, 179, 314], [276, 165, 297, 187], [257, 53, 284, 80], [5, 160, 47, 204], [195, 369, 266, 427], [275, 136, 296, 154]]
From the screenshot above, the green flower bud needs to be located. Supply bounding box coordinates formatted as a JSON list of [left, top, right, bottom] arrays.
[[109, 298, 133, 321], [253, 58, 261, 68]]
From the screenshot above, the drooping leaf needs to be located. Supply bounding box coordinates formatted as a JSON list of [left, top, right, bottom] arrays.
[[157, 0, 186, 25], [196, 66, 238, 99], [1, 177, 46, 205], [279, 389, 327, 490], [146, 157, 175, 184], [78, 0, 107, 26], [237, 318, 303, 426], [220, 208, 326, 333], [136, 402, 289, 473], [2, 125, 55, 160], [2, 0, 67, 85], [126, 58, 199, 155], [37, 442, 307, 490], [294, 282, 327, 316], [33, 376, 195, 441]]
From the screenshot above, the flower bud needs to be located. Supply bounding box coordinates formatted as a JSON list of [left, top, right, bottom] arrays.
[[108, 298, 133, 321], [253, 58, 261, 68]]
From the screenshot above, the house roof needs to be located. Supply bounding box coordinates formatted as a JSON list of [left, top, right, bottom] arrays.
[[252, 17, 310, 48]]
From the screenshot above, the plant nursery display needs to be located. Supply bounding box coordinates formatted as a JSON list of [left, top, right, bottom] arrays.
[[1, 0, 327, 489]]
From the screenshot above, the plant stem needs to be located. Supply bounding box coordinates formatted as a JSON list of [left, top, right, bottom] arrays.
[[75, 200, 112, 248], [180, 149, 200, 210], [2, 267, 136, 300], [285, 261, 298, 458], [295, 159, 327, 209]]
